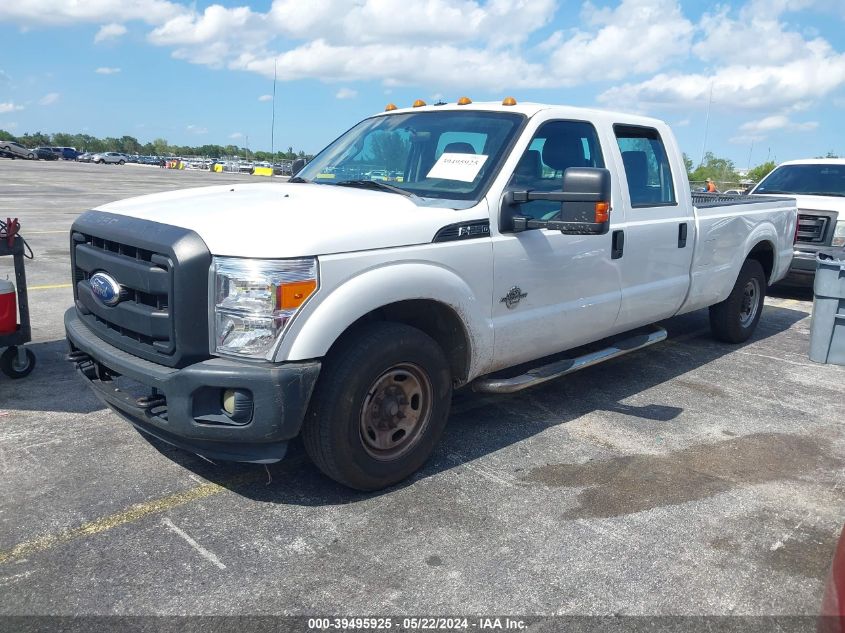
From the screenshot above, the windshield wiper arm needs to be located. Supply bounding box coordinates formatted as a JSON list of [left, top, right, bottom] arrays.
[[336, 179, 417, 198], [287, 176, 309, 183], [803, 191, 845, 197]]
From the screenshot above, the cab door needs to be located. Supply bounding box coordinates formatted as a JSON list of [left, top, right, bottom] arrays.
[[490, 119, 623, 370], [610, 124, 695, 330]]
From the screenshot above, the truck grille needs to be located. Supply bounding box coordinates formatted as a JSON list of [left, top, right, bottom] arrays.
[[795, 213, 829, 244], [73, 232, 175, 355], [70, 211, 212, 368]]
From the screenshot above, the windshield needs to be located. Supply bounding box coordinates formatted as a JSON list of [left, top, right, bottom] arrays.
[[754, 164, 845, 197], [297, 111, 525, 201]]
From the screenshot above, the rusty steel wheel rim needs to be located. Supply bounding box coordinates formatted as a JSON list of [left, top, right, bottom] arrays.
[[359, 363, 433, 460]]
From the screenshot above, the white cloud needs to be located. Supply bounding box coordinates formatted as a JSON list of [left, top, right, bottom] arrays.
[[545, 0, 694, 84], [740, 115, 818, 133], [229, 132, 243, 139], [602, 0, 845, 114], [257, 94, 273, 102], [95, 67, 121, 74], [0, 102, 24, 114], [94, 22, 127, 43], [0, 0, 184, 26], [186, 124, 207, 134], [38, 92, 59, 106], [145, 0, 558, 88], [599, 46, 845, 112], [335, 87, 357, 100]]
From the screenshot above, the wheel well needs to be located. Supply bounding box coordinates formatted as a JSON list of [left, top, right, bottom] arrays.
[[748, 241, 774, 282], [330, 300, 471, 385]]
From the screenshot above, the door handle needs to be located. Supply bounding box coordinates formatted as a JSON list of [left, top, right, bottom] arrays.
[[678, 223, 688, 248], [611, 230, 624, 259]]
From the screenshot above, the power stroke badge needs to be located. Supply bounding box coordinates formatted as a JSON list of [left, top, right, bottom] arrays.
[[500, 286, 527, 309]]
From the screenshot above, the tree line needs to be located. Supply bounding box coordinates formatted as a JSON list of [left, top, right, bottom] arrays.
[[684, 151, 840, 185], [0, 129, 310, 161]]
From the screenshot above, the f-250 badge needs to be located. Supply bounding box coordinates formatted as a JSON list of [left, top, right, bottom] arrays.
[[501, 286, 528, 309]]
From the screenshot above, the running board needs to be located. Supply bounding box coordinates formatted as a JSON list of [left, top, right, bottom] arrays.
[[472, 325, 668, 394]]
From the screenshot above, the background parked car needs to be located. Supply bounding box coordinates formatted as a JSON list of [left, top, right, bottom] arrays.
[[0, 141, 36, 160], [91, 152, 128, 165], [34, 147, 59, 160], [51, 147, 81, 160]]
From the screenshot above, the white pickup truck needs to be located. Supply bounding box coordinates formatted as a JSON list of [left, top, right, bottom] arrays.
[[65, 100, 797, 490], [749, 158, 845, 284]]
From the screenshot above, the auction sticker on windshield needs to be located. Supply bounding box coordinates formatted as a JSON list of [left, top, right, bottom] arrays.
[[427, 153, 488, 182]]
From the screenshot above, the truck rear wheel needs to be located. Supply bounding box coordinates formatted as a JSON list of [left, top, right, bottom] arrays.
[[302, 322, 452, 491], [709, 258, 766, 343]]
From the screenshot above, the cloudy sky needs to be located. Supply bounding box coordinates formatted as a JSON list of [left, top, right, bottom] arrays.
[[1, 0, 844, 165]]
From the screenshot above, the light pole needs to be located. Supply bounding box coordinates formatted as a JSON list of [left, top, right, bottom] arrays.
[[271, 58, 277, 164]]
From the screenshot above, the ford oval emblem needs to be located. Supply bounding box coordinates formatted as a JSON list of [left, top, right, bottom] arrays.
[[90, 272, 122, 307]]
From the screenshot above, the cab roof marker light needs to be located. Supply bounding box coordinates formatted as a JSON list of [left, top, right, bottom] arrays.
[[412, 99, 426, 108], [385, 103, 398, 111], [457, 96, 472, 105], [502, 96, 517, 106]]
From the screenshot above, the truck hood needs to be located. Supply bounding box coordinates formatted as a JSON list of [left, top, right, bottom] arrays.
[[94, 182, 479, 257], [754, 193, 845, 215]]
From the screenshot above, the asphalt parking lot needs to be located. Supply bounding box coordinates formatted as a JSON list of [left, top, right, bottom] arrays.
[[0, 159, 843, 617]]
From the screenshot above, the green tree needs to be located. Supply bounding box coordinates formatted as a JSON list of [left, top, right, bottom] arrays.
[[746, 160, 776, 183], [119, 135, 141, 154], [370, 131, 409, 171], [20, 131, 50, 147], [152, 138, 169, 156], [690, 151, 739, 184], [682, 153, 693, 175]]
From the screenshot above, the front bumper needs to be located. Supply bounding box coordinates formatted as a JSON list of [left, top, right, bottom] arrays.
[[782, 246, 845, 286], [65, 308, 320, 463]]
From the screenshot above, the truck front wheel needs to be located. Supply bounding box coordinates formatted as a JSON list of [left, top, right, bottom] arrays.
[[302, 322, 452, 491], [709, 258, 766, 343]]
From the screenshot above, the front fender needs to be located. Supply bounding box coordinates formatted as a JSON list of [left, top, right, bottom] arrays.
[[274, 260, 493, 380]]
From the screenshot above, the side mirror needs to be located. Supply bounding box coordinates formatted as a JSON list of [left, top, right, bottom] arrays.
[[290, 158, 306, 176], [501, 167, 611, 235]]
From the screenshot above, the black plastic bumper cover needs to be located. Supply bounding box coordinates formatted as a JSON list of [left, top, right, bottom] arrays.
[[65, 308, 321, 463]]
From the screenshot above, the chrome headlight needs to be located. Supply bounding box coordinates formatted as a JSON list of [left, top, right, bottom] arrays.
[[213, 256, 318, 358], [833, 220, 845, 248]]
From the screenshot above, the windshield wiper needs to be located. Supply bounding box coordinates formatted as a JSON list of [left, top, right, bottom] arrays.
[[336, 179, 417, 199], [802, 191, 845, 197], [288, 176, 309, 183]]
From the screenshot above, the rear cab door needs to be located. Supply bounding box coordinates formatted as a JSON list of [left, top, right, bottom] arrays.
[[607, 120, 696, 331]]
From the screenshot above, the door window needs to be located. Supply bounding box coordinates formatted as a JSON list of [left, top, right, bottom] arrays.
[[614, 125, 676, 207], [507, 120, 604, 220]]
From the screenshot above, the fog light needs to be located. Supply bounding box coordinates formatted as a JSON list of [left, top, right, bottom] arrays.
[[221, 388, 253, 423]]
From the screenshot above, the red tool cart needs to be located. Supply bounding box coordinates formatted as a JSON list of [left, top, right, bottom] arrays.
[[0, 218, 35, 378]]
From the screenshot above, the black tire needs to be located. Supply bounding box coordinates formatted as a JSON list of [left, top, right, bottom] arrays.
[[302, 322, 452, 491], [27, 153, 35, 160], [1, 347, 36, 379], [709, 258, 766, 343], [118, 160, 125, 165]]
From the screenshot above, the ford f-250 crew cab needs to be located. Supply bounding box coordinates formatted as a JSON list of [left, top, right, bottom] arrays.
[[749, 158, 845, 285], [65, 100, 797, 490]]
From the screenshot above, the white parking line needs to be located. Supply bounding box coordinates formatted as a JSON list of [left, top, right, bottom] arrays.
[[162, 517, 227, 570]]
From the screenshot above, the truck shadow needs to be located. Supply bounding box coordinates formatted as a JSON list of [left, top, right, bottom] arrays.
[[142, 302, 812, 505], [0, 339, 104, 413]]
